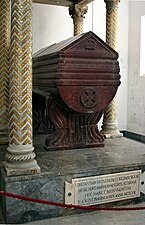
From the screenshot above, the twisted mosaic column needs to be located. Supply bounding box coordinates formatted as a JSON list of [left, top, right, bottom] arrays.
[[101, 0, 123, 138], [0, 0, 10, 145], [3, 0, 40, 176], [69, 5, 88, 36]]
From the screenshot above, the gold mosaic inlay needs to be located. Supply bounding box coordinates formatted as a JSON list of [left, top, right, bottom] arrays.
[[9, 0, 33, 145], [0, 0, 10, 133]]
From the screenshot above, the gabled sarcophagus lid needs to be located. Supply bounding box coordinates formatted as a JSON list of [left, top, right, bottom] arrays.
[[33, 31, 120, 114]]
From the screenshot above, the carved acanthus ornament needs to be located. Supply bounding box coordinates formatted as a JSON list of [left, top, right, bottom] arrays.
[[69, 5, 88, 35]]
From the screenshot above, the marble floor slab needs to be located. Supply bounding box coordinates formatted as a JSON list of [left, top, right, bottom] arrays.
[[24, 209, 145, 225]]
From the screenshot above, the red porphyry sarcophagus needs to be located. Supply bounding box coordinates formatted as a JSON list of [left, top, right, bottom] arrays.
[[32, 31, 121, 150]]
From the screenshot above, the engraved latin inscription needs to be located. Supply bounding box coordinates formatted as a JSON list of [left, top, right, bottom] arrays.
[[65, 170, 141, 206]]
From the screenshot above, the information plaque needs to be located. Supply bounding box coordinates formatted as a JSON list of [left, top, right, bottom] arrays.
[[65, 170, 142, 206]]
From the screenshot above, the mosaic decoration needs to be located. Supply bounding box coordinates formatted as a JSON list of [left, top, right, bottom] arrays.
[[9, 0, 33, 145], [0, 0, 10, 143], [101, 0, 122, 137], [3, 0, 40, 176], [105, 0, 119, 49], [69, 5, 88, 35]]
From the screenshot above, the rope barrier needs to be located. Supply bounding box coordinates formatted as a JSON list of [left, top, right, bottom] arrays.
[[0, 189, 145, 211]]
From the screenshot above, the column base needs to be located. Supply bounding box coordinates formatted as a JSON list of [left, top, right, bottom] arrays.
[[101, 121, 123, 139], [3, 145, 41, 176], [101, 130, 123, 139], [3, 160, 41, 176]]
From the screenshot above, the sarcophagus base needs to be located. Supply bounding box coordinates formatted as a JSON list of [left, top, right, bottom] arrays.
[[45, 95, 104, 151]]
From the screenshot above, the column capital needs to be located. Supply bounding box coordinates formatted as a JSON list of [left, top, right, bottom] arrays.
[[104, 0, 120, 9], [69, 5, 88, 20]]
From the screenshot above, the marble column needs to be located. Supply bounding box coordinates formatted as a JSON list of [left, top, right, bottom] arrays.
[[0, 0, 10, 145], [101, 0, 123, 138], [69, 5, 88, 36], [3, 0, 41, 176]]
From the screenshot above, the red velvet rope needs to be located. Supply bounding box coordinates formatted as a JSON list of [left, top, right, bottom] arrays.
[[0, 189, 145, 211]]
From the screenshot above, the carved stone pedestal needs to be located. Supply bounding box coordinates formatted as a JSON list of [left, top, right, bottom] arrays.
[[45, 95, 104, 150], [1, 137, 145, 224]]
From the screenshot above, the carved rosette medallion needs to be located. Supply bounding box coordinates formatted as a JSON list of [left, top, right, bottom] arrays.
[[81, 88, 98, 108]]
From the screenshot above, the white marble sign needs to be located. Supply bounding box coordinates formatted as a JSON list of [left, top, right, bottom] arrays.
[[65, 170, 141, 206]]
